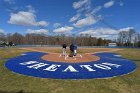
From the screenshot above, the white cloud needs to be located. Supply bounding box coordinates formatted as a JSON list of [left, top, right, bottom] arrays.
[[71, 0, 103, 28], [91, 6, 102, 14], [80, 28, 118, 39], [119, 27, 134, 32], [53, 23, 61, 28], [26, 29, 48, 34], [0, 29, 5, 33], [37, 21, 48, 27], [26, 5, 36, 13], [4, 0, 15, 4], [79, 27, 136, 39], [53, 26, 73, 33], [104, 1, 115, 8], [69, 14, 80, 22], [73, 16, 98, 28], [8, 11, 36, 26], [73, 0, 89, 9], [8, 11, 48, 27]]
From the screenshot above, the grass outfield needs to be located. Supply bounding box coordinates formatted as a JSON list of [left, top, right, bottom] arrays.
[[0, 47, 140, 93]]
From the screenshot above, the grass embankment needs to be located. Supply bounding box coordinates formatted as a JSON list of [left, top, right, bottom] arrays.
[[0, 47, 140, 93]]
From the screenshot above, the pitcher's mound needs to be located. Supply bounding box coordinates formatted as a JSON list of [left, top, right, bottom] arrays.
[[42, 53, 100, 63]]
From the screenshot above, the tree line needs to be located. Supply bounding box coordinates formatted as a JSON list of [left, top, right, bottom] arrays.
[[0, 33, 111, 46], [0, 28, 140, 47]]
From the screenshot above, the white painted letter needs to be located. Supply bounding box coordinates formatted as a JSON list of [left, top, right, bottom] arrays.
[[27, 63, 48, 69], [94, 64, 111, 70], [102, 63, 121, 68], [63, 65, 78, 72], [43, 64, 61, 71], [80, 65, 96, 72], [20, 61, 39, 65]]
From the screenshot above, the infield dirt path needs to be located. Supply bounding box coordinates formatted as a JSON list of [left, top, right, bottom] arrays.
[[42, 53, 100, 63], [20, 47, 123, 63]]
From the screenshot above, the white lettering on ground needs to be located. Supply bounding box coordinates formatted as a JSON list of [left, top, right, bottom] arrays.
[[94, 64, 111, 70], [43, 64, 61, 71], [19, 61, 121, 72], [63, 65, 78, 72], [80, 65, 96, 71], [27, 63, 49, 69], [102, 62, 121, 68], [20, 61, 39, 65]]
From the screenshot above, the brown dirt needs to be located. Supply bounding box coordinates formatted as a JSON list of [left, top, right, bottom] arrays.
[[42, 53, 100, 63], [20, 47, 123, 63]]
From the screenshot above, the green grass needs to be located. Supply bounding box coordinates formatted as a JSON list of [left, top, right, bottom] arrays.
[[0, 48, 140, 93]]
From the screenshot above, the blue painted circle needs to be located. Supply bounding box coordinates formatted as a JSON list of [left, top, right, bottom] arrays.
[[5, 52, 136, 79]]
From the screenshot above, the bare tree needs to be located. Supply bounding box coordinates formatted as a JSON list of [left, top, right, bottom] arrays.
[[118, 28, 136, 46]]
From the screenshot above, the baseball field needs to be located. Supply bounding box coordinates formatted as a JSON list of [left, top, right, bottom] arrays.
[[0, 47, 140, 93]]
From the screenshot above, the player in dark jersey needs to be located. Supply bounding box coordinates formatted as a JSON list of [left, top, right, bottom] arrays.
[[69, 43, 74, 57]]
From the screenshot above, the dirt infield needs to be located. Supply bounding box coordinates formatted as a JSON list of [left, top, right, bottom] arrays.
[[20, 47, 123, 63], [42, 53, 100, 63]]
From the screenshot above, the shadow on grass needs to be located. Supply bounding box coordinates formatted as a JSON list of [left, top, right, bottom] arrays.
[[133, 60, 140, 61], [0, 90, 25, 93]]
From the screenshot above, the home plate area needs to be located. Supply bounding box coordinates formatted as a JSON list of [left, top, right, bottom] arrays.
[[59, 54, 82, 61], [5, 52, 136, 79], [42, 53, 100, 63]]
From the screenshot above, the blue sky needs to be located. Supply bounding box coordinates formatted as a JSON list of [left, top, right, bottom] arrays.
[[0, 0, 140, 39]]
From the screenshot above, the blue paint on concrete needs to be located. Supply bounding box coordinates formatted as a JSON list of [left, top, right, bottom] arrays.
[[5, 52, 136, 79]]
